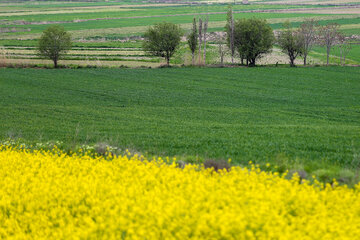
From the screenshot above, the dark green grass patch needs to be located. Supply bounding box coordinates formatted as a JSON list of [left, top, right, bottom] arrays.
[[0, 67, 359, 173]]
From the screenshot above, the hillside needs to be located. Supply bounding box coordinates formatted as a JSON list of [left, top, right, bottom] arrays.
[[1, 66, 359, 180]]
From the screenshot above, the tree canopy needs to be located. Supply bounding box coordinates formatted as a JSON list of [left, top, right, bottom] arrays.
[[38, 25, 72, 68], [234, 18, 274, 66], [143, 22, 182, 66], [278, 22, 304, 67]]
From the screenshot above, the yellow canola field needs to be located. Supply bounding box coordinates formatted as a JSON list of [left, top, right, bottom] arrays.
[[0, 146, 360, 240]]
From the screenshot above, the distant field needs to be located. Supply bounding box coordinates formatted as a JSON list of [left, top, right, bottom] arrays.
[[1, 67, 359, 179], [310, 44, 360, 65], [0, 0, 359, 66]]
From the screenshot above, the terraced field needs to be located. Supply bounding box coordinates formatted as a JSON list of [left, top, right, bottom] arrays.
[[0, 0, 359, 66]]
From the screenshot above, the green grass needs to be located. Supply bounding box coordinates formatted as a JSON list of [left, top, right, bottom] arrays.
[[341, 28, 360, 36], [2, 12, 328, 41], [1, 0, 358, 41], [1, 67, 359, 174], [310, 44, 360, 64], [0, 39, 143, 48], [0, 4, 331, 22]]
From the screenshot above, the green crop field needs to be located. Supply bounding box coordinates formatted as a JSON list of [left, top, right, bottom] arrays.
[[1, 0, 359, 67], [309, 44, 360, 65], [1, 67, 360, 183], [0, 0, 360, 184]]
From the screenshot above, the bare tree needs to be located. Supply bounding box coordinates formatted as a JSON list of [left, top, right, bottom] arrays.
[[202, 16, 209, 65], [298, 18, 318, 66], [337, 33, 352, 66], [198, 18, 203, 65], [319, 23, 341, 65], [218, 41, 227, 66]]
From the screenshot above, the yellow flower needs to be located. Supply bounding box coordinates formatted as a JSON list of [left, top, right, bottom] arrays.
[[0, 145, 359, 239]]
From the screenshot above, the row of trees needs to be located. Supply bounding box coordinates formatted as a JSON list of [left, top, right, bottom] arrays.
[[278, 19, 350, 67], [37, 15, 351, 68], [224, 6, 350, 67]]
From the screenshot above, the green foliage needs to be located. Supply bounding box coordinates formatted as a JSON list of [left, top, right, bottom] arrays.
[[143, 22, 182, 66], [277, 21, 304, 67], [38, 25, 72, 68], [233, 18, 275, 66], [187, 18, 198, 65], [225, 5, 235, 63]]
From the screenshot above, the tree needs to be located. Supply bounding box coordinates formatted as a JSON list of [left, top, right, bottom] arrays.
[[225, 5, 235, 64], [233, 18, 247, 65], [218, 41, 227, 66], [278, 22, 304, 67], [143, 22, 182, 66], [187, 18, 198, 65], [38, 25, 71, 68], [233, 18, 274, 66], [298, 18, 318, 66], [202, 16, 209, 65], [198, 18, 203, 65], [337, 33, 352, 66], [319, 23, 341, 65]]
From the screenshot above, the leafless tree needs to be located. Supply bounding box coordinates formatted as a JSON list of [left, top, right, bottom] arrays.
[[319, 23, 341, 65], [202, 17, 209, 65], [297, 18, 318, 66], [218, 41, 227, 66], [337, 33, 352, 66], [198, 18, 203, 65]]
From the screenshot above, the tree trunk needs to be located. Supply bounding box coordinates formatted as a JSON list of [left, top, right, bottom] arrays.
[[249, 58, 255, 67], [326, 46, 330, 65], [290, 58, 295, 67], [289, 52, 295, 67], [166, 57, 170, 66], [198, 18, 203, 65], [192, 52, 195, 65], [203, 18, 208, 65], [231, 16, 234, 64], [53, 58, 58, 68], [303, 54, 307, 66]]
